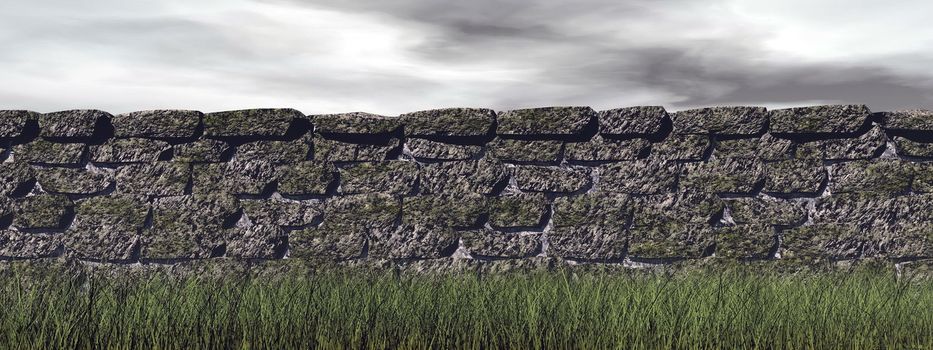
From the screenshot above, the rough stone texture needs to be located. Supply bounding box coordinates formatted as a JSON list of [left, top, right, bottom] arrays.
[[892, 137, 933, 158], [66, 195, 148, 260], [598, 106, 667, 136], [680, 157, 764, 194], [313, 112, 401, 134], [406, 138, 481, 160], [13, 194, 74, 229], [401, 108, 495, 137], [672, 106, 768, 135], [90, 138, 170, 164], [0, 110, 36, 138], [552, 193, 632, 227], [111, 110, 201, 138], [911, 163, 933, 193], [14, 140, 85, 165], [241, 198, 321, 227], [0, 161, 34, 196], [632, 191, 724, 226], [564, 136, 649, 161], [313, 136, 400, 162], [173, 139, 230, 163], [369, 223, 457, 259], [487, 193, 547, 228], [33, 167, 112, 195], [289, 222, 366, 260], [628, 224, 714, 259], [192, 161, 278, 195], [770, 104, 871, 134], [235, 139, 309, 164], [727, 197, 807, 226], [115, 162, 190, 196], [891, 194, 933, 223], [461, 229, 540, 258], [651, 134, 710, 161], [488, 138, 562, 163], [511, 165, 590, 193], [276, 161, 336, 196], [762, 160, 827, 195], [881, 109, 933, 131], [715, 225, 776, 259], [496, 107, 594, 136], [862, 225, 932, 258], [420, 159, 507, 195], [0, 231, 59, 258], [225, 225, 286, 259], [599, 160, 679, 194], [714, 134, 792, 160], [548, 225, 626, 260], [819, 125, 887, 160], [0, 197, 11, 220], [203, 108, 302, 137], [828, 160, 914, 195], [143, 194, 239, 259], [39, 109, 108, 138], [403, 194, 486, 227], [812, 193, 897, 227], [781, 224, 865, 260], [338, 161, 418, 195], [325, 194, 400, 230]]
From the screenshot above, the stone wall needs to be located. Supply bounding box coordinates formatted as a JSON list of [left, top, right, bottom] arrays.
[[1, 105, 932, 274]]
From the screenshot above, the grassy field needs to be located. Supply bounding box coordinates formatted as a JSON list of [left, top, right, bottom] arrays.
[[0, 264, 930, 349]]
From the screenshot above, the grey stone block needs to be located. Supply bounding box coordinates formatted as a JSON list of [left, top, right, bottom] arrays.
[[599, 159, 679, 195], [90, 138, 170, 164], [39, 109, 109, 138], [597, 106, 667, 136], [564, 136, 648, 161], [680, 157, 764, 194], [420, 159, 507, 195], [488, 138, 562, 162], [338, 161, 418, 195], [313, 112, 401, 134], [13, 194, 74, 229], [401, 108, 494, 137], [406, 138, 481, 160], [111, 110, 201, 138], [172, 139, 230, 163], [0, 110, 36, 138], [511, 165, 590, 193], [770, 104, 871, 134], [276, 161, 336, 196], [14, 140, 85, 165], [203, 108, 302, 137], [236, 139, 310, 164], [462, 229, 540, 258], [548, 225, 626, 260], [496, 106, 594, 136], [191, 161, 278, 195], [34, 166, 112, 195], [672, 106, 768, 135]]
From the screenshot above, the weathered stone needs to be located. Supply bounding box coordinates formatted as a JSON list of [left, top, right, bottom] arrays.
[[289, 222, 366, 260], [599, 159, 679, 194], [892, 136, 933, 158], [73, 195, 148, 227], [0, 197, 11, 220], [899, 259, 933, 280], [511, 165, 590, 193], [401, 108, 495, 137], [727, 197, 807, 226], [313, 112, 401, 134], [828, 160, 914, 195], [14, 140, 85, 165], [488, 193, 547, 228], [462, 229, 540, 258], [770, 104, 871, 134], [632, 191, 724, 226], [143, 194, 239, 259], [313, 136, 400, 162], [552, 192, 632, 227], [548, 225, 626, 260], [762, 160, 827, 195], [33, 167, 110, 195], [496, 106, 594, 136], [172, 139, 230, 163], [488, 138, 562, 162], [338, 161, 418, 195], [369, 223, 458, 259], [912, 163, 933, 193], [420, 159, 507, 195], [0, 231, 60, 258], [236, 139, 309, 164], [241, 198, 321, 227], [715, 225, 776, 259], [111, 110, 201, 138], [192, 161, 278, 195], [598, 106, 667, 136], [89, 138, 170, 163], [225, 225, 286, 259], [13, 194, 73, 229], [881, 109, 933, 131], [672, 106, 768, 135], [819, 125, 887, 160], [65, 195, 148, 260], [812, 193, 896, 227], [325, 193, 400, 229], [203, 108, 302, 137], [651, 134, 710, 161], [863, 225, 932, 258], [892, 194, 933, 223], [0, 110, 36, 138], [628, 224, 715, 259], [403, 194, 486, 227], [0, 162, 34, 196], [276, 161, 336, 196], [564, 136, 649, 161], [681, 157, 763, 194], [781, 224, 864, 260], [39, 109, 108, 138], [714, 134, 792, 160], [115, 162, 190, 196], [406, 138, 482, 160]]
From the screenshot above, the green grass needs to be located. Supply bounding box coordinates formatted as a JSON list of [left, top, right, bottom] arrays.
[[0, 265, 931, 349]]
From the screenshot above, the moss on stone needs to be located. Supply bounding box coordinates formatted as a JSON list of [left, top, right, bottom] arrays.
[[14, 139, 85, 165], [236, 139, 310, 164], [111, 110, 201, 138], [172, 139, 230, 163], [90, 138, 170, 164], [277, 161, 335, 196], [488, 138, 562, 162], [338, 161, 418, 195], [115, 162, 190, 196], [34, 167, 112, 195], [400, 108, 494, 137], [402, 194, 487, 227], [13, 194, 73, 229], [511, 165, 590, 193], [671, 106, 768, 135], [191, 160, 278, 195], [496, 106, 594, 136], [203, 108, 302, 137]]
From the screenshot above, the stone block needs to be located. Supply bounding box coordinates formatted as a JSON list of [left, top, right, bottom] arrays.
[[65, 195, 147, 260], [828, 160, 914, 195], [172, 139, 230, 163], [597, 106, 667, 136], [680, 157, 763, 194], [420, 159, 507, 195], [338, 161, 418, 195], [819, 125, 886, 160], [241, 198, 322, 227], [0, 110, 36, 138], [548, 225, 627, 260], [276, 161, 336, 196], [402, 194, 487, 227], [632, 191, 724, 226], [406, 138, 481, 160], [203, 108, 302, 137], [461, 229, 540, 258], [111, 110, 201, 138], [39, 109, 108, 138], [142, 194, 239, 259], [0, 231, 60, 258], [368, 223, 457, 259], [881, 109, 933, 131], [225, 225, 286, 259], [496, 106, 594, 136], [671, 106, 768, 135], [781, 224, 864, 260], [599, 159, 679, 194], [289, 222, 366, 260], [313, 112, 401, 134], [325, 193, 400, 229], [713, 134, 792, 160], [312, 136, 400, 162], [191, 160, 278, 195], [115, 162, 190, 196], [488, 138, 562, 162], [0, 162, 34, 196], [13, 194, 73, 229], [762, 159, 827, 195], [90, 138, 170, 163], [14, 140, 85, 165], [235, 139, 310, 164], [715, 225, 776, 259], [628, 224, 715, 259], [511, 165, 590, 193], [401, 108, 495, 137], [812, 193, 896, 227], [34, 166, 112, 195], [770, 104, 871, 134], [727, 197, 807, 226], [564, 136, 649, 161], [487, 193, 547, 228], [552, 192, 632, 227], [651, 134, 710, 161]]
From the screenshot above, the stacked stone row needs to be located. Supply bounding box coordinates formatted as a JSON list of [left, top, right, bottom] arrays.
[[0, 105, 931, 265]]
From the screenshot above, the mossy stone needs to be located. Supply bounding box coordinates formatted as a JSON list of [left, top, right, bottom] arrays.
[[13, 194, 73, 229], [0, 230, 60, 258], [338, 161, 418, 195], [496, 106, 594, 136], [172, 139, 230, 163], [142, 194, 239, 259], [90, 138, 170, 164], [289, 222, 366, 260], [236, 139, 310, 164], [14, 139, 85, 165], [628, 224, 715, 259], [66, 195, 147, 260], [487, 193, 547, 228], [597, 106, 667, 136], [0, 161, 34, 196], [241, 198, 322, 227], [770, 104, 870, 134], [111, 109, 201, 138], [552, 192, 632, 228], [39, 109, 108, 138], [203, 108, 302, 137], [402, 194, 487, 227], [671, 106, 767, 135], [564, 136, 649, 161], [715, 225, 776, 259], [781, 224, 864, 260], [812, 193, 897, 227], [819, 125, 887, 160], [406, 138, 482, 160], [34, 167, 112, 195], [276, 161, 336, 196], [599, 159, 679, 194], [312, 112, 401, 134], [312, 136, 400, 162], [548, 225, 627, 260], [325, 193, 400, 230], [762, 159, 826, 195], [420, 159, 507, 195], [488, 138, 562, 162], [681, 157, 763, 194], [511, 165, 590, 193], [115, 162, 190, 196], [828, 159, 914, 195], [0, 110, 36, 138], [714, 134, 792, 160], [727, 197, 807, 226], [880, 109, 933, 131], [191, 160, 278, 195], [225, 225, 286, 259], [368, 223, 457, 259], [632, 191, 724, 226], [461, 228, 540, 258], [400, 108, 494, 137], [651, 134, 710, 161]]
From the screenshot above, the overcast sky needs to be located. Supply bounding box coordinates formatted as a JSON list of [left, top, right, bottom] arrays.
[[1, 0, 931, 115]]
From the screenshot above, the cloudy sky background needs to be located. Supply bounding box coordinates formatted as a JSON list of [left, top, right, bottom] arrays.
[[1, 0, 931, 115]]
